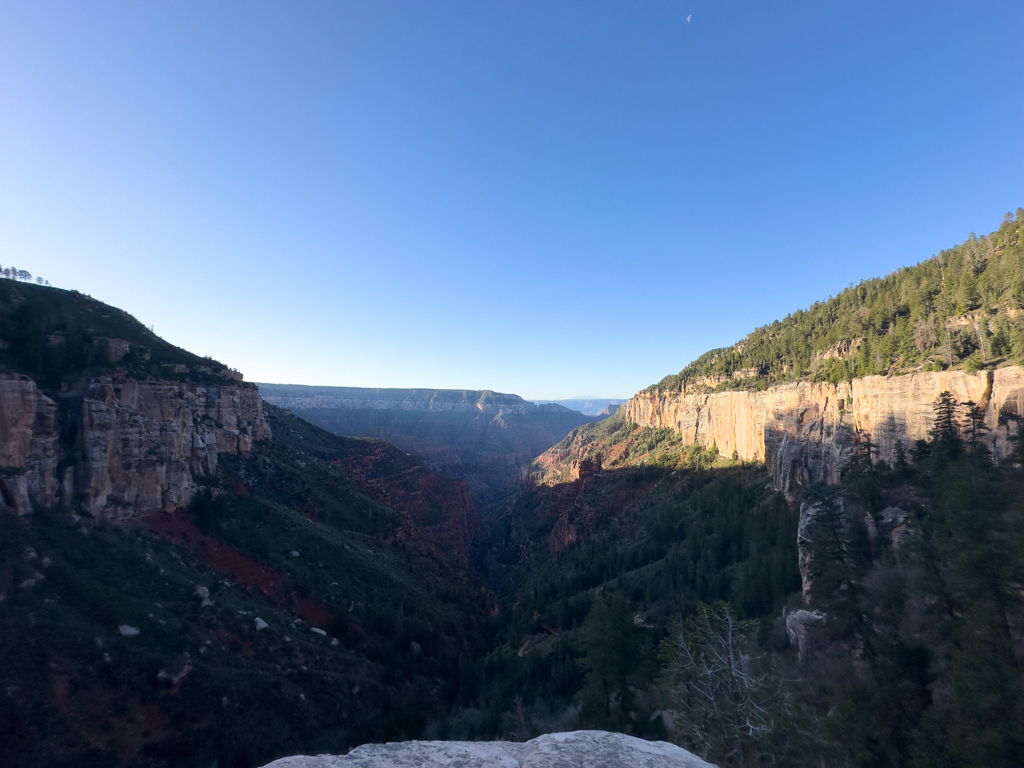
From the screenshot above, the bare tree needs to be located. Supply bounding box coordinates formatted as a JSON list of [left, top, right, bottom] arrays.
[[663, 602, 773, 766]]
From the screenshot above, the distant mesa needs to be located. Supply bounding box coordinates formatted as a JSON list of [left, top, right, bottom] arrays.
[[530, 397, 626, 416]]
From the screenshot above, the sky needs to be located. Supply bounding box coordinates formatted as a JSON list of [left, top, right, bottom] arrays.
[[0, 1, 1021, 399]]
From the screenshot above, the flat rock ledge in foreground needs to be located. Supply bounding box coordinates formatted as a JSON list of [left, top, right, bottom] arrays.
[[262, 730, 717, 768]]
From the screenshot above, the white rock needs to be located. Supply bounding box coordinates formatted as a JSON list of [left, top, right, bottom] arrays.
[[255, 618, 269, 631], [19, 572, 44, 589], [118, 625, 140, 637], [259, 730, 717, 767]]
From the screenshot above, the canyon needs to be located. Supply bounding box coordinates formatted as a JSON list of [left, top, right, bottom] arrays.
[[257, 384, 600, 502], [621, 366, 1024, 497]]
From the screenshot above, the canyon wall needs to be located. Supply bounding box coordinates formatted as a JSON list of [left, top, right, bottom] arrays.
[[0, 371, 270, 520], [258, 386, 536, 415], [622, 367, 1024, 497]]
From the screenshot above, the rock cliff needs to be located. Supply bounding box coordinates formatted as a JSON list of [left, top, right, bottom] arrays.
[[622, 367, 1024, 497], [261, 731, 717, 768], [0, 371, 270, 519]]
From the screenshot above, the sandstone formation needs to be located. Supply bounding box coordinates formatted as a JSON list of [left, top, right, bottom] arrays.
[[258, 385, 599, 502], [261, 731, 717, 768], [622, 367, 1024, 497], [0, 370, 270, 519]]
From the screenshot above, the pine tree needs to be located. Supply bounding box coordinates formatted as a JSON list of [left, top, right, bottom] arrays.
[[961, 400, 989, 450], [894, 439, 908, 470], [929, 391, 962, 460]]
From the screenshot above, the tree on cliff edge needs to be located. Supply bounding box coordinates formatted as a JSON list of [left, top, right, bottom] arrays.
[[929, 391, 962, 461]]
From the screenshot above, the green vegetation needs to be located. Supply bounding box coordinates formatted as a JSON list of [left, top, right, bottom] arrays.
[[756, 393, 1024, 768], [0, 402, 495, 768], [3, 225, 1023, 768], [0, 280, 239, 394], [655, 213, 1024, 393], [464, 392, 1022, 768], [463, 437, 799, 742]]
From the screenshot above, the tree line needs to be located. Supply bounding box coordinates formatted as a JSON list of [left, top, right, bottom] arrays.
[[655, 212, 1024, 392]]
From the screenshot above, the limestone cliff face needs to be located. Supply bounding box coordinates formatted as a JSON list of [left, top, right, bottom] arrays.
[[0, 372, 270, 519], [0, 374, 61, 513], [622, 367, 1024, 497]]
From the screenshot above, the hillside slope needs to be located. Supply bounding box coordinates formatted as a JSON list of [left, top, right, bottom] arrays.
[[463, 217, 1024, 764], [581, 218, 1024, 499], [0, 282, 493, 767], [473, 412, 1023, 767], [656, 213, 1024, 393], [257, 384, 599, 503]]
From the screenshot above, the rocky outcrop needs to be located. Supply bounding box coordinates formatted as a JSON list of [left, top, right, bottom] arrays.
[[623, 367, 1024, 497], [261, 731, 717, 768], [785, 609, 826, 661], [258, 385, 598, 503], [0, 372, 270, 520], [0, 374, 61, 513]]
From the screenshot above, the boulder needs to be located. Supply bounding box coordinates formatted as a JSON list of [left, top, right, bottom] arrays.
[[261, 731, 717, 768], [878, 506, 913, 549]]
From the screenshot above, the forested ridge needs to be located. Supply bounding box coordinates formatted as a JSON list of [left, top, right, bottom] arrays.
[[654, 212, 1024, 393]]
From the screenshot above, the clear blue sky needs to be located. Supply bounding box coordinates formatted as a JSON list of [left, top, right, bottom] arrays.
[[1, 1, 1020, 399]]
